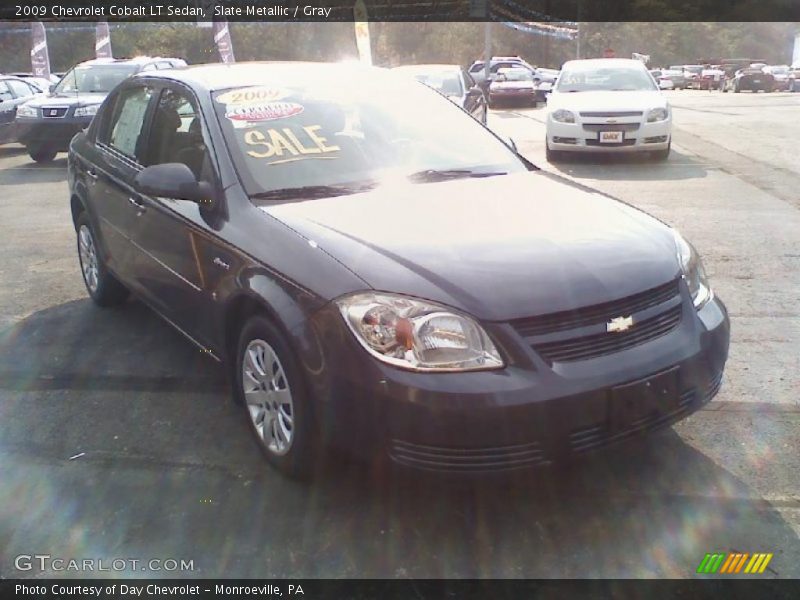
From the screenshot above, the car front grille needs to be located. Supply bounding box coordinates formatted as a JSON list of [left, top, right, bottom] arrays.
[[533, 304, 682, 363], [582, 123, 640, 132], [586, 138, 637, 147], [510, 279, 679, 337], [41, 107, 69, 118], [568, 371, 723, 454], [389, 439, 550, 472], [579, 111, 643, 118]]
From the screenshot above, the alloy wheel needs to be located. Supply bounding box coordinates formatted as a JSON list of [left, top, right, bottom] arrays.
[[242, 339, 295, 456], [78, 224, 99, 293]]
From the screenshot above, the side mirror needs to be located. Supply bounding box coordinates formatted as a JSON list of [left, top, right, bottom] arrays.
[[134, 163, 213, 205], [505, 137, 518, 154], [49, 83, 57, 94]]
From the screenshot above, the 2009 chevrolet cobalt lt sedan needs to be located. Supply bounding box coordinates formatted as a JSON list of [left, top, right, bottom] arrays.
[[67, 62, 729, 478]]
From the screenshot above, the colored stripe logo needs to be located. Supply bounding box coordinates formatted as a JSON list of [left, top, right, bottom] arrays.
[[697, 552, 773, 574]]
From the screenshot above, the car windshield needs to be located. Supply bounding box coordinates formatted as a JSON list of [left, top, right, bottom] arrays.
[[397, 69, 463, 97], [556, 65, 657, 92], [498, 70, 532, 82], [769, 67, 788, 74], [213, 69, 524, 200], [54, 64, 139, 94]]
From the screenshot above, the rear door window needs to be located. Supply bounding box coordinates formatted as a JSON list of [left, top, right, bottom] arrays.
[[103, 86, 155, 161]]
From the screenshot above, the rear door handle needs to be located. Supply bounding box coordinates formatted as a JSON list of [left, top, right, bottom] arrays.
[[128, 196, 146, 213]]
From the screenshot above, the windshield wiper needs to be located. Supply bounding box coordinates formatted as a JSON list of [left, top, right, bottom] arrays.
[[250, 181, 377, 202], [407, 169, 507, 182]]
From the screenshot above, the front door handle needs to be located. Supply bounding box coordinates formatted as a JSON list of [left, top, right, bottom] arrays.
[[86, 169, 99, 183], [128, 196, 146, 213]]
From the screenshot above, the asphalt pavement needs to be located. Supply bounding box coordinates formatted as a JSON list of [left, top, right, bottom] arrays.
[[0, 89, 798, 579]]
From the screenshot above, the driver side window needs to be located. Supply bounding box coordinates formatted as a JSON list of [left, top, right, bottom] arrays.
[[142, 87, 211, 182]]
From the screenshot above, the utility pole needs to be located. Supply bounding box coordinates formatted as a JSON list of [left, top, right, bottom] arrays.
[[576, 0, 582, 59], [484, 21, 491, 84]]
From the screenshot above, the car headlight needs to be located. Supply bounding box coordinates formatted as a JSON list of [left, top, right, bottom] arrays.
[[673, 231, 712, 309], [74, 104, 100, 118], [647, 107, 669, 122], [551, 109, 575, 123], [16, 104, 38, 118], [336, 292, 503, 372]]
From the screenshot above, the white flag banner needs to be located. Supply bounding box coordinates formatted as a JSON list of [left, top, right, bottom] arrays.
[[353, 0, 372, 66], [793, 32, 800, 68], [96, 21, 113, 59], [30, 22, 51, 79], [213, 21, 236, 64]]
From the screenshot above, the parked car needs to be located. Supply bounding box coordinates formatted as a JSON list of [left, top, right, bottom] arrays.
[[7, 72, 57, 93], [392, 63, 487, 124], [698, 68, 725, 90], [67, 61, 728, 477], [0, 75, 44, 144], [649, 70, 674, 90], [681, 65, 704, 89], [546, 58, 672, 161], [660, 69, 688, 90], [789, 69, 800, 92], [15, 56, 186, 162], [488, 67, 538, 107], [722, 67, 774, 93], [468, 56, 536, 91], [763, 65, 791, 91]]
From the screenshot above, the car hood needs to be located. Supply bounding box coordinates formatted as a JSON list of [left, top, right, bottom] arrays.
[[25, 92, 107, 108], [548, 90, 667, 113], [261, 172, 680, 321]]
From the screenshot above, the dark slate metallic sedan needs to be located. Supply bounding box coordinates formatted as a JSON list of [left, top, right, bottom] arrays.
[[67, 62, 730, 478]]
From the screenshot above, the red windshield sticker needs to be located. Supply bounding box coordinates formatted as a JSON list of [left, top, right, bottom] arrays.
[[225, 102, 304, 126]]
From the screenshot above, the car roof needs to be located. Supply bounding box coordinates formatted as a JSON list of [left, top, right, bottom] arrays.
[[561, 58, 647, 70], [393, 64, 461, 72], [75, 56, 182, 68], [131, 61, 390, 92]]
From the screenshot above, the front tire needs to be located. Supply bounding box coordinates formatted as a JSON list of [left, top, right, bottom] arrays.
[[28, 145, 57, 163], [545, 141, 563, 162], [650, 143, 671, 161], [235, 316, 316, 479], [75, 212, 129, 307]]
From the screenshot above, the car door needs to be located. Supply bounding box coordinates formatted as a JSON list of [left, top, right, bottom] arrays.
[[89, 83, 158, 288], [126, 84, 222, 348], [461, 70, 486, 121], [0, 81, 18, 143]]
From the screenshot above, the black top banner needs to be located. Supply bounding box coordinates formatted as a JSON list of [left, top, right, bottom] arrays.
[[1, 579, 799, 600], [2, 0, 799, 22]]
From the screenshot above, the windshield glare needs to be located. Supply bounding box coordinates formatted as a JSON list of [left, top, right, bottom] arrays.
[[55, 65, 138, 94], [408, 72, 463, 97], [214, 71, 523, 199], [556, 66, 657, 92]]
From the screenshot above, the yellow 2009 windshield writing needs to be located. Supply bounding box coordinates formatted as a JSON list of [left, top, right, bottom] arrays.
[[244, 125, 340, 160]]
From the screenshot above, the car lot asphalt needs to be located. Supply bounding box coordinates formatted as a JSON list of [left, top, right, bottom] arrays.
[[0, 89, 798, 579]]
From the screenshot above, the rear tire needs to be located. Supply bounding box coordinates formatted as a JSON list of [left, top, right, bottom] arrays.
[[235, 315, 317, 480], [75, 212, 129, 307], [28, 145, 57, 163]]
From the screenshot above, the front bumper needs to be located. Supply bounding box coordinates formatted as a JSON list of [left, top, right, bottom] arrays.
[[547, 113, 671, 153], [16, 115, 92, 151], [307, 292, 729, 473]]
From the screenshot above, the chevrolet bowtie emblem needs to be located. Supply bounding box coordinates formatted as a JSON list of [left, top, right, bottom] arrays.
[[607, 315, 634, 333]]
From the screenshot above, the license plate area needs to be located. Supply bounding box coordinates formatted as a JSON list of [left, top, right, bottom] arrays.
[[599, 131, 623, 144], [609, 367, 679, 432]]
